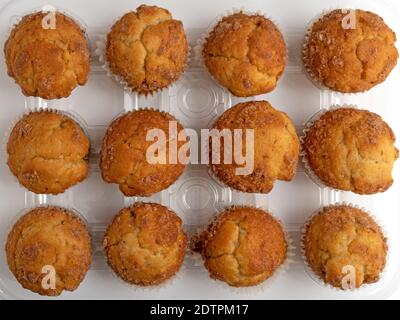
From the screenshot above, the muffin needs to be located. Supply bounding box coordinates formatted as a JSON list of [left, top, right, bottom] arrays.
[[4, 12, 90, 99], [303, 205, 387, 289], [203, 12, 286, 97], [192, 206, 287, 287], [100, 109, 187, 196], [302, 108, 399, 194], [7, 111, 90, 195], [106, 5, 188, 94], [103, 202, 187, 286], [303, 9, 398, 93], [210, 100, 299, 193], [5, 206, 92, 296]]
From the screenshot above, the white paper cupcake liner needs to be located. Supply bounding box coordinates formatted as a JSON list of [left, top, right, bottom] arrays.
[[2, 108, 91, 192], [94, 10, 191, 97], [102, 202, 187, 293], [299, 104, 361, 191], [194, 7, 287, 97], [300, 202, 390, 292], [190, 205, 294, 295], [302, 7, 386, 95]]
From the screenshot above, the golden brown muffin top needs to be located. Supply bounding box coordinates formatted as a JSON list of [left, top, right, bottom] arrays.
[[303, 205, 387, 289], [5, 206, 92, 296], [106, 5, 188, 94], [210, 101, 299, 193], [203, 12, 286, 97], [4, 12, 90, 99], [100, 109, 186, 196], [103, 202, 187, 286], [193, 206, 287, 287], [303, 9, 398, 93], [7, 111, 90, 195], [303, 108, 398, 194]]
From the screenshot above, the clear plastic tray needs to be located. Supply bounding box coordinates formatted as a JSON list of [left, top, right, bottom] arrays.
[[0, 0, 399, 299]]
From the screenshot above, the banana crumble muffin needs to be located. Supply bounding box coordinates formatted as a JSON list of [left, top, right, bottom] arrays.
[[192, 206, 287, 287], [203, 12, 286, 97], [5, 206, 92, 296], [103, 202, 187, 286], [4, 12, 90, 99], [210, 100, 299, 193], [7, 110, 90, 194], [302, 107, 398, 194], [303, 205, 387, 289], [99, 109, 187, 196], [106, 5, 188, 94], [303, 9, 398, 93]]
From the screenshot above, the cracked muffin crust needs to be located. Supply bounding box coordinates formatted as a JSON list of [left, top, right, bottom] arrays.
[[302, 108, 398, 194], [192, 206, 287, 287], [103, 202, 187, 286], [203, 12, 286, 97], [4, 12, 90, 99], [210, 101, 299, 193], [303, 205, 387, 289], [303, 9, 398, 93], [5, 206, 92, 296], [7, 111, 90, 195], [106, 5, 188, 94], [100, 109, 187, 196]]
